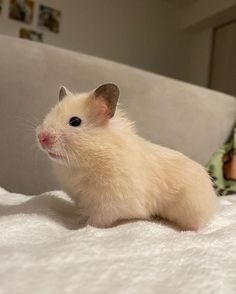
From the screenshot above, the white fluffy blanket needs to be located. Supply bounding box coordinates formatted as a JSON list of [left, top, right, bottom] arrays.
[[0, 186, 235, 294]]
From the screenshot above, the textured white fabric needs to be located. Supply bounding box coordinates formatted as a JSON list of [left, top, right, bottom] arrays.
[[0, 186, 235, 294]]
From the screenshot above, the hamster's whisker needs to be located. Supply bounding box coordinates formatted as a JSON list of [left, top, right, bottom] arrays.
[[65, 149, 71, 167], [33, 145, 40, 175], [23, 126, 37, 134], [66, 145, 80, 168], [17, 116, 38, 131], [17, 115, 39, 126], [24, 113, 41, 125], [66, 147, 74, 167], [61, 145, 71, 167], [30, 114, 40, 125]]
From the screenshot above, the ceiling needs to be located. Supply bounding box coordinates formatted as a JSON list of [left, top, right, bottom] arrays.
[[165, 0, 198, 8]]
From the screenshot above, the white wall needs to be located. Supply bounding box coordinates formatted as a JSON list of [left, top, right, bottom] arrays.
[[189, 28, 212, 87], [0, 0, 191, 82], [182, 0, 236, 87], [2, 0, 234, 87], [181, 0, 236, 30]]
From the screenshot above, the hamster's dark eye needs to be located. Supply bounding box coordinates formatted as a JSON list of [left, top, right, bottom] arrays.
[[69, 116, 82, 127]]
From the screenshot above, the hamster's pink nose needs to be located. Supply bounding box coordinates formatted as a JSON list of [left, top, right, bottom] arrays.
[[38, 132, 56, 149]]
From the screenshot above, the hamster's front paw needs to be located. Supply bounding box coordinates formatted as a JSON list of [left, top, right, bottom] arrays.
[[74, 206, 89, 224], [86, 215, 113, 228], [75, 206, 85, 216]]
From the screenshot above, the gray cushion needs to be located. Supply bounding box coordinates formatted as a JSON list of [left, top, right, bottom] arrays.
[[0, 35, 235, 194]]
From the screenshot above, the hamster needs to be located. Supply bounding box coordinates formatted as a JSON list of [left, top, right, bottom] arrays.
[[36, 83, 218, 230]]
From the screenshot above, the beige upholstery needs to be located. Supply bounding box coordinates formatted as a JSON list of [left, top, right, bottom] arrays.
[[0, 35, 235, 194]]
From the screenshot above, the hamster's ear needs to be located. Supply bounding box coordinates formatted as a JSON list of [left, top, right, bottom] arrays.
[[92, 83, 119, 119], [59, 86, 72, 101]]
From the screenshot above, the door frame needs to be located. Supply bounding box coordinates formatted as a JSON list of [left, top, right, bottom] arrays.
[[208, 19, 236, 89]]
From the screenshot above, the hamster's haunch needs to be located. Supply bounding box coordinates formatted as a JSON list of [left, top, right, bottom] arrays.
[[36, 83, 218, 230]]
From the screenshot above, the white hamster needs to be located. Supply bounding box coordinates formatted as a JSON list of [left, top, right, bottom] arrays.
[[36, 83, 217, 230]]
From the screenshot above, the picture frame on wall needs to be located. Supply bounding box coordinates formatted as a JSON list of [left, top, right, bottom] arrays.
[[19, 28, 43, 42], [38, 4, 61, 33], [0, 0, 2, 14], [9, 0, 34, 24]]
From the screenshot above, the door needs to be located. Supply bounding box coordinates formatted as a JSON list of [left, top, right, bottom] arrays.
[[209, 20, 236, 97]]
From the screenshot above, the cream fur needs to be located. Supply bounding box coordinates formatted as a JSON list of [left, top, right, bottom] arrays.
[[37, 88, 218, 230]]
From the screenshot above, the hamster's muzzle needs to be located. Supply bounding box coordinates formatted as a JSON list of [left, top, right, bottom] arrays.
[[37, 131, 57, 150]]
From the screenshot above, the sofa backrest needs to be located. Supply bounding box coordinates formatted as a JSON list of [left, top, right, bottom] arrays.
[[0, 35, 235, 194]]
